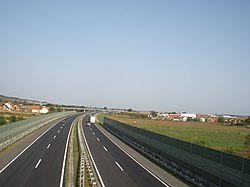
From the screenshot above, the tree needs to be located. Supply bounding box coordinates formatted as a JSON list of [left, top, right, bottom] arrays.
[[218, 117, 225, 123], [103, 106, 108, 110], [0, 116, 7, 125], [57, 107, 62, 112], [127, 108, 133, 112], [150, 111, 158, 117], [49, 106, 55, 112], [244, 133, 250, 149], [245, 117, 250, 125], [9, 116, 17, 123]]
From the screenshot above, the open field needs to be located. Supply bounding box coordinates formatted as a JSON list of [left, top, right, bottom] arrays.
[[99, 113, 250, 158]]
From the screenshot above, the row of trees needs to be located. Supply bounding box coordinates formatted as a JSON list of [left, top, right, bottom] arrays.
[[0, 115, 24, 126], [218, 117, 250, 126]]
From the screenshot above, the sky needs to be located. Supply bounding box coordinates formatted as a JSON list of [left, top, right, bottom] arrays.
[[0, 0, 249, 115]]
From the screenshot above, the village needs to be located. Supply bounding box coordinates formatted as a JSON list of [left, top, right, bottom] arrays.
[[148, 111, 248, 125], [0, 101, 50, 125], [0, 101, 49, 114]]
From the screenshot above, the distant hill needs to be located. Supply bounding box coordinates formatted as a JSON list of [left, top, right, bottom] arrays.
[[0, 95, 48, 106]]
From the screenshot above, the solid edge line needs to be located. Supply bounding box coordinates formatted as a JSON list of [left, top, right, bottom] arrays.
[[81, 122, 106, 187], [59, 117, 75, 187], [0, 120, 61, 174], [95, 124, 170, 187]]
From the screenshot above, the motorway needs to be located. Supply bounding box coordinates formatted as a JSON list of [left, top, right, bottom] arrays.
[[0, 114, 80, 187], [82, 116, 169, 187]]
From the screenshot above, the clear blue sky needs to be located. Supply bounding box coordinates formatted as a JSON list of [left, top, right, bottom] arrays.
[[1, 0, 249, 115]]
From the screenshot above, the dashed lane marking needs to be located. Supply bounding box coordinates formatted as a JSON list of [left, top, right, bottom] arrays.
[[103, 146, 108, 152], [35, 159, 42, 169], [115, 162, 124, 171]]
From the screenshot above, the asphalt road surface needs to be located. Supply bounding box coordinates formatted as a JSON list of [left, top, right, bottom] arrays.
[[0, 114, 80, 187], [82, 116, 170, 187]]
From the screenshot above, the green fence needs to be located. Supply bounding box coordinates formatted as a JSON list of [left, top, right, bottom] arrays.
[[103, 117, 250, 187]]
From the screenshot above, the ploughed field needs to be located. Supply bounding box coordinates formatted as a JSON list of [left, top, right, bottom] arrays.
[[103, 114, 250, 158]]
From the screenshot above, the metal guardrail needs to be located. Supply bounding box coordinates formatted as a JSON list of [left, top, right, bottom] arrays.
[[78, 115, 100, 187], [0, 112, 74, 151]]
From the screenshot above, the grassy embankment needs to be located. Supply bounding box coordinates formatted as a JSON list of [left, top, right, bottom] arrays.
[[97, 113, 250, 158]]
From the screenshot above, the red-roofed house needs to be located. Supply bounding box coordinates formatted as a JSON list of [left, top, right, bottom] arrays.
[[31, 105, 41, 113]]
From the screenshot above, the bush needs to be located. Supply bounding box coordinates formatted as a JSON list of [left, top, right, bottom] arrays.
[[218, 117, 225, 123], [244, 133, 250, 149], [0, 116, 7, 125], [9, 115, 17, 123]]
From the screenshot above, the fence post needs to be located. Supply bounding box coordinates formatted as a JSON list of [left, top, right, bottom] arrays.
[[219, 152, 222, 187], [242, 158, 245, 187], [203, 147, 206, 183]]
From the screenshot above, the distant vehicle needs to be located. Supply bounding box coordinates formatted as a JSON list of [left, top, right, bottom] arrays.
[[90, 115, 96, 124]]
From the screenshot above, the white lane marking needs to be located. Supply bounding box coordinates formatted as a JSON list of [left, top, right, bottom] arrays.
[[53, 135, 56, 139], [35, 159, 42, 169], [95, 124, 170, 187], [47, 144, 51, 149], [61, 126, 63, 129], [58, 130, 60, 133], [0, 121, 61, 174], [115, 162, 124, 171], [103, 146, 108, 152], [97, 138, 100, 141], [90, 128, 92, 131], [93, 132, 95, 135], [59, 117, 76, 187]]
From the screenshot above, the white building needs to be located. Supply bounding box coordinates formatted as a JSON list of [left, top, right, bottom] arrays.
[[200, 117, 206, 122], [181, 113, 197, 119], [40, 107, 49, 114]]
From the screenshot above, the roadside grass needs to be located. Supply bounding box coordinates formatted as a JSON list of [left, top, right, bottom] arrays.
[[103, 113, 250, 158], [73, 123, 79, 186]]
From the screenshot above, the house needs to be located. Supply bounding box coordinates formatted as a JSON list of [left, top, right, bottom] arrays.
[[181, 113, 197, 119], [13, 104, 21, 111], [3, 102, 13, 111], [40, 107, 49, 114], [31, 105, 49, 114], [31, 105, 41, 113], [168, 113, 181, 119], [200, 117, 206, 122], [206, 116, 217, 123]]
